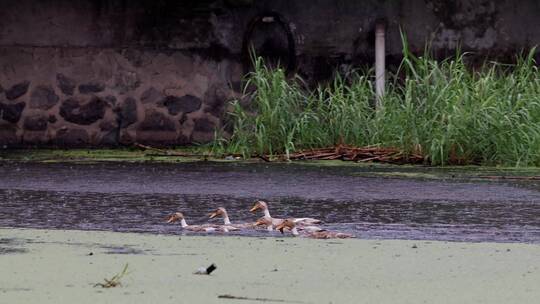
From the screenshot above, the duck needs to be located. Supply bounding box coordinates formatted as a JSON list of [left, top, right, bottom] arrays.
[[254, 216, 323, 233], [249, 200, 322, 228], [275, 219, 354, 239], [208, 207, 254, 229], [165, 212, 238, 232], [253, 216, 278, 232]]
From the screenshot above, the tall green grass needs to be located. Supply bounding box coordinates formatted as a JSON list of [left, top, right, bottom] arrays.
[[214, 49, 540, 166]]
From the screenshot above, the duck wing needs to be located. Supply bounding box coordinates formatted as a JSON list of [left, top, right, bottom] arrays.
[[298, 225, 323, 232], [231, 223, 255, 229], [185, 224, 220, 232], [294, 218, 321, 225], [271, 218, 285, 226], [219, 225, 240, 232], [307, 231, 354, 239]]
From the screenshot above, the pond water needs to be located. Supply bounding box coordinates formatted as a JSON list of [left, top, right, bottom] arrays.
[[1, 162, 539, 243]]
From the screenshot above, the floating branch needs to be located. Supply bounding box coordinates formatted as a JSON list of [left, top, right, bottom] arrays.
[[218, 294, 307, 303], [477, 175, 540, 181], [94, 263, 129, 288]]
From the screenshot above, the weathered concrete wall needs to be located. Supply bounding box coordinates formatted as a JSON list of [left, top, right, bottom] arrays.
[[1, 0, 540, 147]]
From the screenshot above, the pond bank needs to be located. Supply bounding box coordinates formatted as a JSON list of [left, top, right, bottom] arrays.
[[1, 228, 539, 304]]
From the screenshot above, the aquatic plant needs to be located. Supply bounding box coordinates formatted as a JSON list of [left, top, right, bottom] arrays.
[[213, 47, 540, 166], [94, 263, 130, 288]]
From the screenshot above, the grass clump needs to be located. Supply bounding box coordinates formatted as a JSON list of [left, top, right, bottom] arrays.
[[214, 47, 540, 167]]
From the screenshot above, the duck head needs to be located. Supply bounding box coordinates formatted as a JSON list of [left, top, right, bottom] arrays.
[[254, 216, 273, 227], [165, 212, 184, 223], [275, 219, 296, 234], [209, 207, 227, 219], [249, 200, 268, 212]]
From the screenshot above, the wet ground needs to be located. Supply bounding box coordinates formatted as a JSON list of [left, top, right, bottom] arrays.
[[1, 162, 540, 243]]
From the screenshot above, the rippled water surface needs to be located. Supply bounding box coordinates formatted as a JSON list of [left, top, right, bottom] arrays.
[[1, 162, 539, 243]]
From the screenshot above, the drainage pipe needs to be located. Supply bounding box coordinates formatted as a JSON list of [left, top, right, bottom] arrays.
[[375, 21, 386, 108]]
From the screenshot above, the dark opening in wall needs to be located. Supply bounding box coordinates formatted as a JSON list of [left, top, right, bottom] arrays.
[[242, 12, 296, 74]]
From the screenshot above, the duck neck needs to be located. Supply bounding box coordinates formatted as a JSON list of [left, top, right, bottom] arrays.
[[180, 218, 188, 228], [222, 212, 232, 225], [291, 227, 299, 236], [263, 208, 271, 218]]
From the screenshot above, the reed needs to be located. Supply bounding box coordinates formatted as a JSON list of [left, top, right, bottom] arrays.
[[213, 48, 540, 166]]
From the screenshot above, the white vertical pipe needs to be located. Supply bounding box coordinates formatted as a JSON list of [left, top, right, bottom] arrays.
[[375, 21, 386, 108]]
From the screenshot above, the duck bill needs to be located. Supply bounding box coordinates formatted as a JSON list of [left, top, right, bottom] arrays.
[[165, 215, 177, 223], [249, 205, 259, 213], [209, 212, 218, 219]]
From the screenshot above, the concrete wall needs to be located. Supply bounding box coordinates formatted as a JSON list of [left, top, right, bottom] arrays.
[[1, 0, 540, 147]]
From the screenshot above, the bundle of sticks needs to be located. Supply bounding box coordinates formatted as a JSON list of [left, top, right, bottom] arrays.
[[275, 144, 424, 164]]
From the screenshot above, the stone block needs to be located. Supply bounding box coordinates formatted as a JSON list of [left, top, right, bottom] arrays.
[[139, 110, 175, 131], [56, 73, 76, 95], [55, 128, 89, 146], [114, 71, 140, 94], [140, 87, 164, 104], [29, 85, 59, 110], [5, 81, 30, 100], [0, 124, 19, 145], [78, 82, 105, 94], [59, 97, 107, 125], [100, 130, 119, 146], [0, 101, 26, 123], [191, 117, 217, 143], [118, 97, 138, 128], [162, 94, 202, 115], [23, 115, 48, 131]]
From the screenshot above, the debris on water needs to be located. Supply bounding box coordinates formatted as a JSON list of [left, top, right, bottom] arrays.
[[94, 263, 129, 288], [273, 144, 424, 164], [217, 294, 304, 303], [87, 252, 93, 256], [412, 244, 418, 249], [194, 263, 217, 275]]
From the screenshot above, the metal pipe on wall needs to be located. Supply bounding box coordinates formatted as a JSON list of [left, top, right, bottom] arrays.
[[375, 21, 386, 108]]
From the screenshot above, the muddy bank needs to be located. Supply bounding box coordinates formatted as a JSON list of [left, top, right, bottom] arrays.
[[1, 228, 539, 304]]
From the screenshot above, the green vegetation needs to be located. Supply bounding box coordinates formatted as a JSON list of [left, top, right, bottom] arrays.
[[94, 264, 130, 288], [213, 46, 540, 166], [0, 148, 209, 163]]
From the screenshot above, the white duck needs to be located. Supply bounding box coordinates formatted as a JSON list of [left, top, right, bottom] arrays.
[[249, 200, 321, 230], [208, 207, 254, 229], [276, 219, 354, 239], [254, 216, 322, 233], [165, 212, 238, 232]]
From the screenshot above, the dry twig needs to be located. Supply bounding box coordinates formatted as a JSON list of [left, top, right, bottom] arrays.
[[271, 144, 424, 164]]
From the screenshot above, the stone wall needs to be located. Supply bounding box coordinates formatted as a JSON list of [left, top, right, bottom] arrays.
[[0, 0, 244, 147], [0, 47, 241, 146], [2, 0, 540, 147]]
